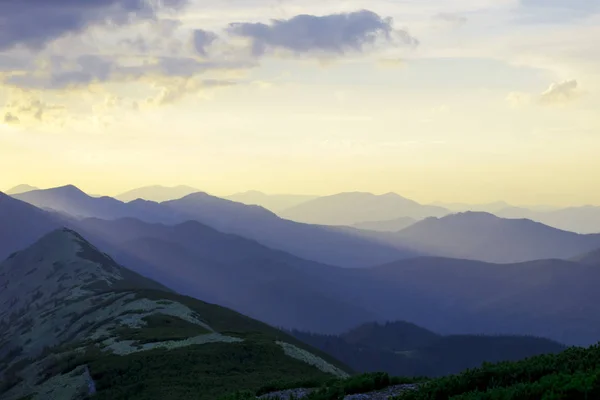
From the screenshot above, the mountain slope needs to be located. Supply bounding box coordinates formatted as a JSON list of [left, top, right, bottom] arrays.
[[226, 190, 317, 212], [280, 192, 449, 225], [0, 192, 59, 260], [394, 212, 600, 263], [572, 247, 600, 266], [353, 217, 417, 232], [5, 184, 39, 195], [115, 185, 200, 203], [497, 205, 600, 234], [71, 217, 379, 333], [0, 229, 350, 400], [365, 256, 600, 345], [292, 321, 566, 378]]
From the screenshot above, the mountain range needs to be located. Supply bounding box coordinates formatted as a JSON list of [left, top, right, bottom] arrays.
[[12, 185, 414, 267], [225, 190, 318, 212], [5, 187, 600, 346], [389, 212, 600, 263], [292, 321, 566, 377], [0, 229, 349, 400], [115, 185, 201, 203], [280, 192, 449, 225]]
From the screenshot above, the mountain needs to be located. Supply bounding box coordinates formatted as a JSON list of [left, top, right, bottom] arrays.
[[281, 192, 449, 226], [115, 185, 200, 203], [572, 247, 600, 266], [365, 256, 600, 346], [0, 192, 59, 260], [13, 186, 415, 267], [280, 192, 449, 226], [225, 190, 317, 212], [5, 184, 39, 195], [431, 201, 513, 213], [393, 212, 600, 263], [292, 321, 566, 377], [69, 217, 600, 346], [497, 205, 600, 234], [70, 217, 379, 333], [12, 185, 136, 220], [353, 217, 417, 232], [0, 229, 350, 400]]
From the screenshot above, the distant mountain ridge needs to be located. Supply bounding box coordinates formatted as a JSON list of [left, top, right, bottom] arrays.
[[292, 321, 566, 377], [497, 205, 600, 234], [280, 192, 450, 226], [392, 212, 600, 263], [0, 192, 60, 260], [115, 185, 200, 203], [12, 185, 416, 267], [226, 190, 318, 212], [5, 184, 39, 195]]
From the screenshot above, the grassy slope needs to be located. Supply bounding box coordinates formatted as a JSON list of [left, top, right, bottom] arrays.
[[1, 289, 352, 400]]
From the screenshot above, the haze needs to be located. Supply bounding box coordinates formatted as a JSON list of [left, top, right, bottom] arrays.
[[1, 0, 599, 207]]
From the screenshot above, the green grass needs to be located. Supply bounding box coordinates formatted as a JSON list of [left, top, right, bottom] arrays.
[[88, 341, 333, 400], [393, 344, 600, 400], [114, 314, 211, 344]]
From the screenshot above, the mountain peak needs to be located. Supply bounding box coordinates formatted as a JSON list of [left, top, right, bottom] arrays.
[[5, 184, 39, 195]]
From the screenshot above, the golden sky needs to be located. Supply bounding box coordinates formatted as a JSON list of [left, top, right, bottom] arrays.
[[1, 0, 599, 206]]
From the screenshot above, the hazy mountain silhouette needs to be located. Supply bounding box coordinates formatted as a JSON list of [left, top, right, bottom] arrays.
[[12, 185, 135, 220], [61, 216, 600, 345], [0, 192, 59, 260], [0, 229, 349, 399], [366, 256, 600, 345], [13, 186, 414, 267], [353, 217, 417, 232], [281, 192, 449, 225], [292, 321, 565, 377], [572, 247, 600, 266], [115, 185, 200, 202], [5, 184, 39, 195], [226, 190, 317, 212], [497, 205, 600, 234], [158, 193, 418, 267], [70, 217, 379, 333], [393, 212, 600, 263], [431, 201, 513, 213]]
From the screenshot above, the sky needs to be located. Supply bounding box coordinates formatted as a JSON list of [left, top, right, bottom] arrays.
[[1, 0, 599, 206]]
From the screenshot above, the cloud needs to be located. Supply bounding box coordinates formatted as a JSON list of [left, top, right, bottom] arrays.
[[147, 78, 237, 105], [539, 79, 580, 105], [434, 13, 468, 28], [227, 10, 416, 57], [3, 113, 20, 125], [192, 30, 218, 57], [0, 0, 188, 51], [1, 90, 66, 126], [506, 80, 582, 108], [2, 55, 253, 90], [506, 92, 532, 107]]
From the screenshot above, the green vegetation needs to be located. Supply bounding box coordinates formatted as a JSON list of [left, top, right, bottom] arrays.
[[114, 314, 211, 344], [304, 373, 423, 400], [221, 373, 424, 400], [87, 341, 332, 400], [393, 344, 600, 399], [291, 323, 566, 377]]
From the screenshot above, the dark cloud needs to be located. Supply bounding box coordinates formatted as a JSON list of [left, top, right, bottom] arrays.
[[3, 113, 20, 125], [227, 10, 415, 57], [2, 54, 254, 90], [0, 0, 187, 51], [192, 30, 218, 57]]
